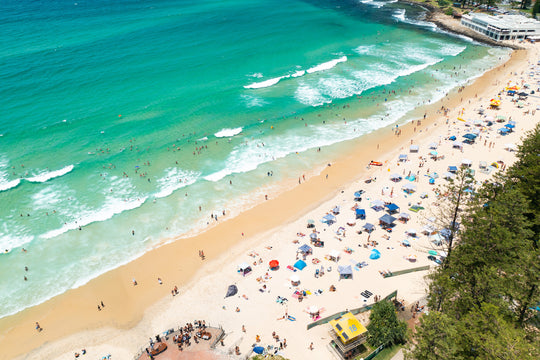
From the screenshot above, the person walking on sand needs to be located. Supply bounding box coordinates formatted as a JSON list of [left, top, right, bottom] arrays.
[[309, 342, 314, 350]]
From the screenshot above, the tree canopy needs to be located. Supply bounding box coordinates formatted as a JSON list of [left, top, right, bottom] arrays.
[[407, 125, 540, 359], [367, 300, 408, 347]]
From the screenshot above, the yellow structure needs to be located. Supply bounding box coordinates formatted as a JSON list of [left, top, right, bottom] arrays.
[[329, 312, 368, 344]]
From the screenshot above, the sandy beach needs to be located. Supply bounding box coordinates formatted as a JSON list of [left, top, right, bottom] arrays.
[[1, 42, 539, 360]]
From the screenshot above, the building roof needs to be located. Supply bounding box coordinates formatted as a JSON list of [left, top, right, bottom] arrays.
[[466, 13, 540, 31], [329, 312, 368, 344]]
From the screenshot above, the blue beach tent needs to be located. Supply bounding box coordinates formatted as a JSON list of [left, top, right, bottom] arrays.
[[385, 203, 399, 213], [370, 249, 381, 260], [448, 135, 457, 141], [355, 208, 366, 219]]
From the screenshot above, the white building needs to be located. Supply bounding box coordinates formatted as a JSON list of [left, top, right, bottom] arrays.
[[461, 13, 540, 41]]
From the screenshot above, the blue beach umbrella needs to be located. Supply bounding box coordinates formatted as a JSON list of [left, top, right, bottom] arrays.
[[370, 249, 381, 260], [253, 346, 265, 354]]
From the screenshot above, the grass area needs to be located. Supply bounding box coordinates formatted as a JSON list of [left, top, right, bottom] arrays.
[[352, 344, 404, 360]]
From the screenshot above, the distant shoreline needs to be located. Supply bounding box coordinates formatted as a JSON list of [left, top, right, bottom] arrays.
[[398, 0, 523, 50]]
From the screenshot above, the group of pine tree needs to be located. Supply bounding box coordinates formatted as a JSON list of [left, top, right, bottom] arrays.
[[401, 124, 540, 359]]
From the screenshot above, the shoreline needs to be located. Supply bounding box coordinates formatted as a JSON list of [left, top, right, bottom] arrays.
[[1, 33, 536, 360]]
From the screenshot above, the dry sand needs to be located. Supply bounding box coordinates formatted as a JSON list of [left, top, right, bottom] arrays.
[[2, 43, 539, 360]]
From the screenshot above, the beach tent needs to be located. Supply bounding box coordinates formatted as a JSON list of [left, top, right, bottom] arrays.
[[354, 191, 364, 200], [423, 225, 437, 235], [428, 142, 438, 149], [443, 172, 456, 180], [269, 260, 279, 270], [479, 161, 487, 169], [290, 274, 301, 286], [385, 203, 399, 214], [505, 123, 515, 129], [409, 145, 419, 153], [406, 228, 417, 236], [461, 159, 472, 167], [498, 127, 510, 135], [452, 141, 463, 149], [448, 166, 458, 173], [402, 239, 411, 247], [448, 135, 457, 141], [398, 212, 410, 221], [369, 249, 381, 260], [355, 208, 366, 220], [430, 233, 444, 246], [294, 259, 307, 270], [338, 265, 353, 280], [253, 346, 265, 355], [402, 183, 417, 194], [329, 313, 368, 345], [429, 150, 438, 157], [398, 154, 408, 162], [332, 206, 341, 215], [322, 213, 336, 224], [409, 205, 424, 212], [328, 250, 341, 262], [379, 214, 396, 227], [225, 284, 238, 298], [363, 223, 375, 232], [463, 133, 477, 141], [298, 244, 312, 255], [238, 263, 252, 276], [370, 200, 384, 211], [390, 173, 402, 182]]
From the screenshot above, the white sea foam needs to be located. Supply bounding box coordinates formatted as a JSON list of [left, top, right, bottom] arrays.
[[240, 94, 269, 108], [0, 178, 20, 192], [393, 9, 406, 22], [292, 70, 305, 77], [32, 185, 64, 210], [249, 73, 263, 78], [294, 84, 331, 107], [154, 168, 200, 199], [359, 0, 387, 8], [244, 76, 287, 89], [25, 164, 74, 183], [0, 221, 34, 253], [306, 56, 347, 74], [198, 136, 208, 141], [40, 177, 146, 239], [214, 127, 243, 138], [354, 45, 375, 55]]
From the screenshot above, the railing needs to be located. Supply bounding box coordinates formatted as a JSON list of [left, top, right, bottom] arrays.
[[306, 290, 398, 330], [385, 265, 430, 278]]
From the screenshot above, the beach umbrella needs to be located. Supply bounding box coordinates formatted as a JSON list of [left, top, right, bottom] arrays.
[[428, 142, 438, 149], [390, 173, 402, 181], [428, 250, 438, 256], [505, 123, 515, 129], [429, 151, 438, 157], [310, 232, 318, 240], [307, 305, 319, 314], [333, 206, 340, 214], [402, 239, 410, 246], [407, 228, 417, 236], [496, 115, 507, 121], [253, 346, 265, 354], [290, 274, 300, 283], [448, 135, 457, 141], [370, 200, 384, 208], [225, 284, 238, 298], [428, 172, 439, 179], [354, 191, 363, 199], [369, 249, 381, 260], [322, 213, 336, 223], [463, 133, 477, 140], [269, 260, 279, 269], [307, 219, 315, 225]]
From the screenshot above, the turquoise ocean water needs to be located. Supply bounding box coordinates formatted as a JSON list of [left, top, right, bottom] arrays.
[[0, 0, 510, 319]]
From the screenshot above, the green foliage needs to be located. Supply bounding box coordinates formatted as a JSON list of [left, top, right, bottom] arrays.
[[437, 0, 451, 7], [409, 126, 540, 359], [251, 355, 288, 360], [533, 0, 540, 18], [444, 6, 455, 15], [367, 300, 408, 347]]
